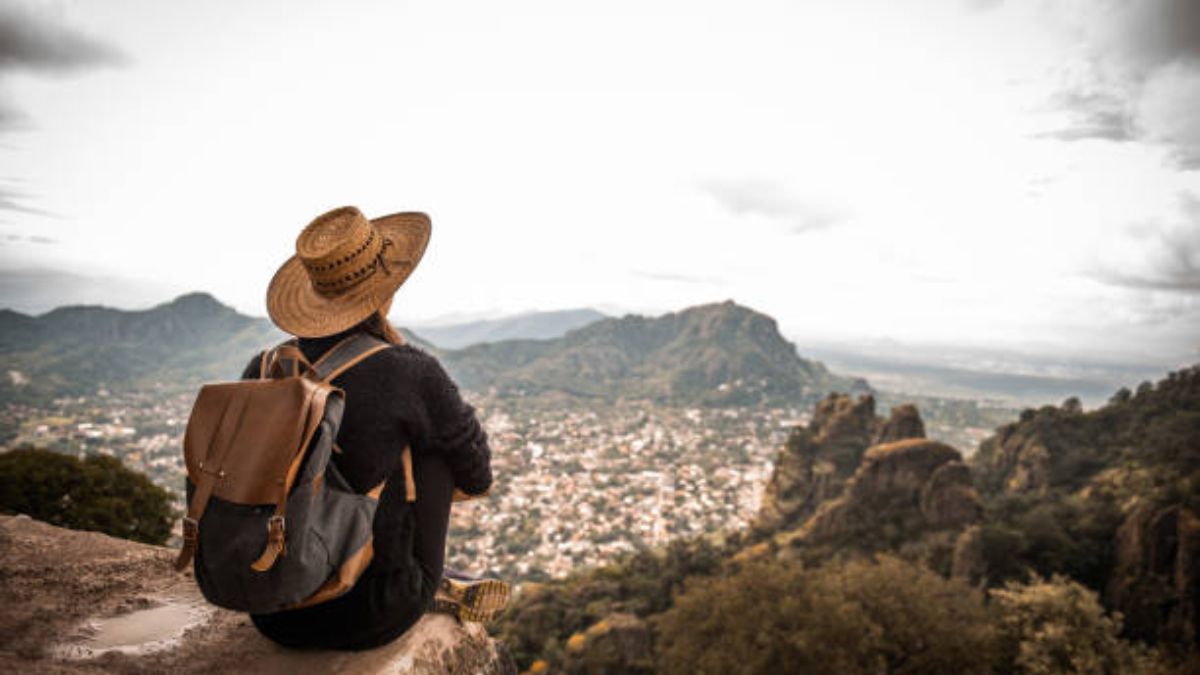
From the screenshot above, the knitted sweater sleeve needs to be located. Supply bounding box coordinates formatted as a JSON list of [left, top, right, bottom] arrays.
[[411, 350, 494, 496]]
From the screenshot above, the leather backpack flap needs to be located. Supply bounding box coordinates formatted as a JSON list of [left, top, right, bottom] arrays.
[[184, 377, 336, 505]]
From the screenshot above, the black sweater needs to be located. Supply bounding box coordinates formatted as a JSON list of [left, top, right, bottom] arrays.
[[240, 332, 493, 568]]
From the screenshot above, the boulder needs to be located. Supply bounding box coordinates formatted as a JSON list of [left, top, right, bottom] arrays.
[[872, 403, 926, 445], [0, 515, 516, 674]]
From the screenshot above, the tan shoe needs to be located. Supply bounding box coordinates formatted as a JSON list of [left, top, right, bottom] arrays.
[[436, 577, 511, 623]]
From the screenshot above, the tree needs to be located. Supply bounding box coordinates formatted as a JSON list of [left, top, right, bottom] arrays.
[[990, 575, 1157, 675], [654, 556, 996, 675], [0, 447, 174, 545]]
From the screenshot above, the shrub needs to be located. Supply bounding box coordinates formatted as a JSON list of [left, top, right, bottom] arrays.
[[0, 446, 174, 545], [990, 574, 1158, 675], [654, 556, 996, 675]]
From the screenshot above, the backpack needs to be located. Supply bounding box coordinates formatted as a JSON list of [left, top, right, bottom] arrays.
[[174, 332, 417, 613]]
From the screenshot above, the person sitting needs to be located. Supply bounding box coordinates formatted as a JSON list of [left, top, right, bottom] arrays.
[[246, 205, 507, 650]]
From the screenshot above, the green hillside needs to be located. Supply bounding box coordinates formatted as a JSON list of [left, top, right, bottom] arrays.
[[0, 293, 437, 404], [445, 300, 866, 406]]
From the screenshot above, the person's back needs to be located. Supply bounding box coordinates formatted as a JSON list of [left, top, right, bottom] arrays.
[[242, 206, 498, 650]]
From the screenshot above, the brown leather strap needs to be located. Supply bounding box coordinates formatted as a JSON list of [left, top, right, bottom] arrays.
[[174, 393, 251, 571], [174, 473, 215, 571], [249, 510, 287, 572], [267, 345, 312, 379], [367, 478, 386, 500], [401, 445, 416, 503]]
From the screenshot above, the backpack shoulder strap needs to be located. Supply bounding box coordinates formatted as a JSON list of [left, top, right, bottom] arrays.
[[310, 333, 391, 383], [260, 338, 309, 379]]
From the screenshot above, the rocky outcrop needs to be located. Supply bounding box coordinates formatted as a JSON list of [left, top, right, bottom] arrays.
[[754, 426, 844, 534], [774, 438, 982, 569], [951, 525, 987, 585], [1107, 501, 1200, 646], [561, 613, 653, 675], [756, 395, 928, 534], [872, 403, 925, 445], [0, 515, 516, 675]]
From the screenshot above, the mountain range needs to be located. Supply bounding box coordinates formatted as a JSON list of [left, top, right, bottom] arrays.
[[0, 294, 861, 407], [0, 293, 282, 404]]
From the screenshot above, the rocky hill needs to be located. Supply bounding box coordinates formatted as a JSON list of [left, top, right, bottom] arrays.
[[773, 437, 982, 570], [744, 396, 982, 573], [0, 514, 515, 674], [446, 300, 866, 406], [969, 366, 1200, 646], [754, 394, 925, 534]]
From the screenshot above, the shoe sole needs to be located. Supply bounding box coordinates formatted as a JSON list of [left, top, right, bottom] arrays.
[[439, 577, 511, 623]]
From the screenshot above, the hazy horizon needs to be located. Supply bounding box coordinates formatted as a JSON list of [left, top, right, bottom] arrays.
[[3, 280, 1189, 381], [1, 0, 1197, 366]]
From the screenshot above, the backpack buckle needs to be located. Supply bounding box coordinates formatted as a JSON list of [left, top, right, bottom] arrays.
[[250, 515, 288, 572], [267, 515, 286, 552]]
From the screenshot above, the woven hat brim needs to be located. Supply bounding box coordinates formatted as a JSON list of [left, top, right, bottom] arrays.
[[266, 212, 431, 338]]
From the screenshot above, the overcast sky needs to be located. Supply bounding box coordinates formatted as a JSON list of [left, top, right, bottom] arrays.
[[0, 0, 1197, 364]]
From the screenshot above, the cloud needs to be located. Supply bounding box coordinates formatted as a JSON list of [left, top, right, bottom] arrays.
[[1035, 90, 1132, 142], [1135, 62, 1200, 168], [1038, 0, 1200, 168], [962, 0, 1004, 12], [0, 5, 121, 214], [630, 269, 725, 285], [0, 4, 123, 74], [0, 232, 59, 245], [697, 178, 848, 234], [1091, 193, 1200, 292], [0, 183, 54, 217]]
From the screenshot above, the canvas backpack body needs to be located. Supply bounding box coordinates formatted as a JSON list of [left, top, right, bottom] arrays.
[[174, 332, 416, 613]]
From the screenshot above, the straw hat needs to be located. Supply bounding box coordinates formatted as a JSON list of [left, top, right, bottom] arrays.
[[267, 206, 430, 338]]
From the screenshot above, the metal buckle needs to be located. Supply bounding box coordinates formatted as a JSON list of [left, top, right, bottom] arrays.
[[267, 515, 286, 539]]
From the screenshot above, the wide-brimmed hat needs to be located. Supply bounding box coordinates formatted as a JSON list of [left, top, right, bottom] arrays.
[[266, 206, 430, 338]]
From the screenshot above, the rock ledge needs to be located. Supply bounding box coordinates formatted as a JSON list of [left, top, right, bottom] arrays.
[[0, 515, 516, 674]]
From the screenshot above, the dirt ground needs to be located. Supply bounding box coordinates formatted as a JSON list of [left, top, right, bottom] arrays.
[[0, 515, 514, 674]]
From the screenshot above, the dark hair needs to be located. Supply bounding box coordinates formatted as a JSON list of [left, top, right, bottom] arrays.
[[353, 307, 405, 345]]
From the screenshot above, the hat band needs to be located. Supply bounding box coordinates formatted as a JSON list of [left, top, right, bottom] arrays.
[[311, 238, 394, 297]]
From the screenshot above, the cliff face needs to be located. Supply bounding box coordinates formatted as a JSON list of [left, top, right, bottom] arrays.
[[0, 515, 516, 675], [1108, 501, 1200, 646], [749, 391, 981, 572], [755, 394, 927, 534], [792, 439, 982, 556]]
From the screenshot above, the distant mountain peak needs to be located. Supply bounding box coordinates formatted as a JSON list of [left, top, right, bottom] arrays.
[[161, 292, 229, 312], [445, 299, 866, 406]]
